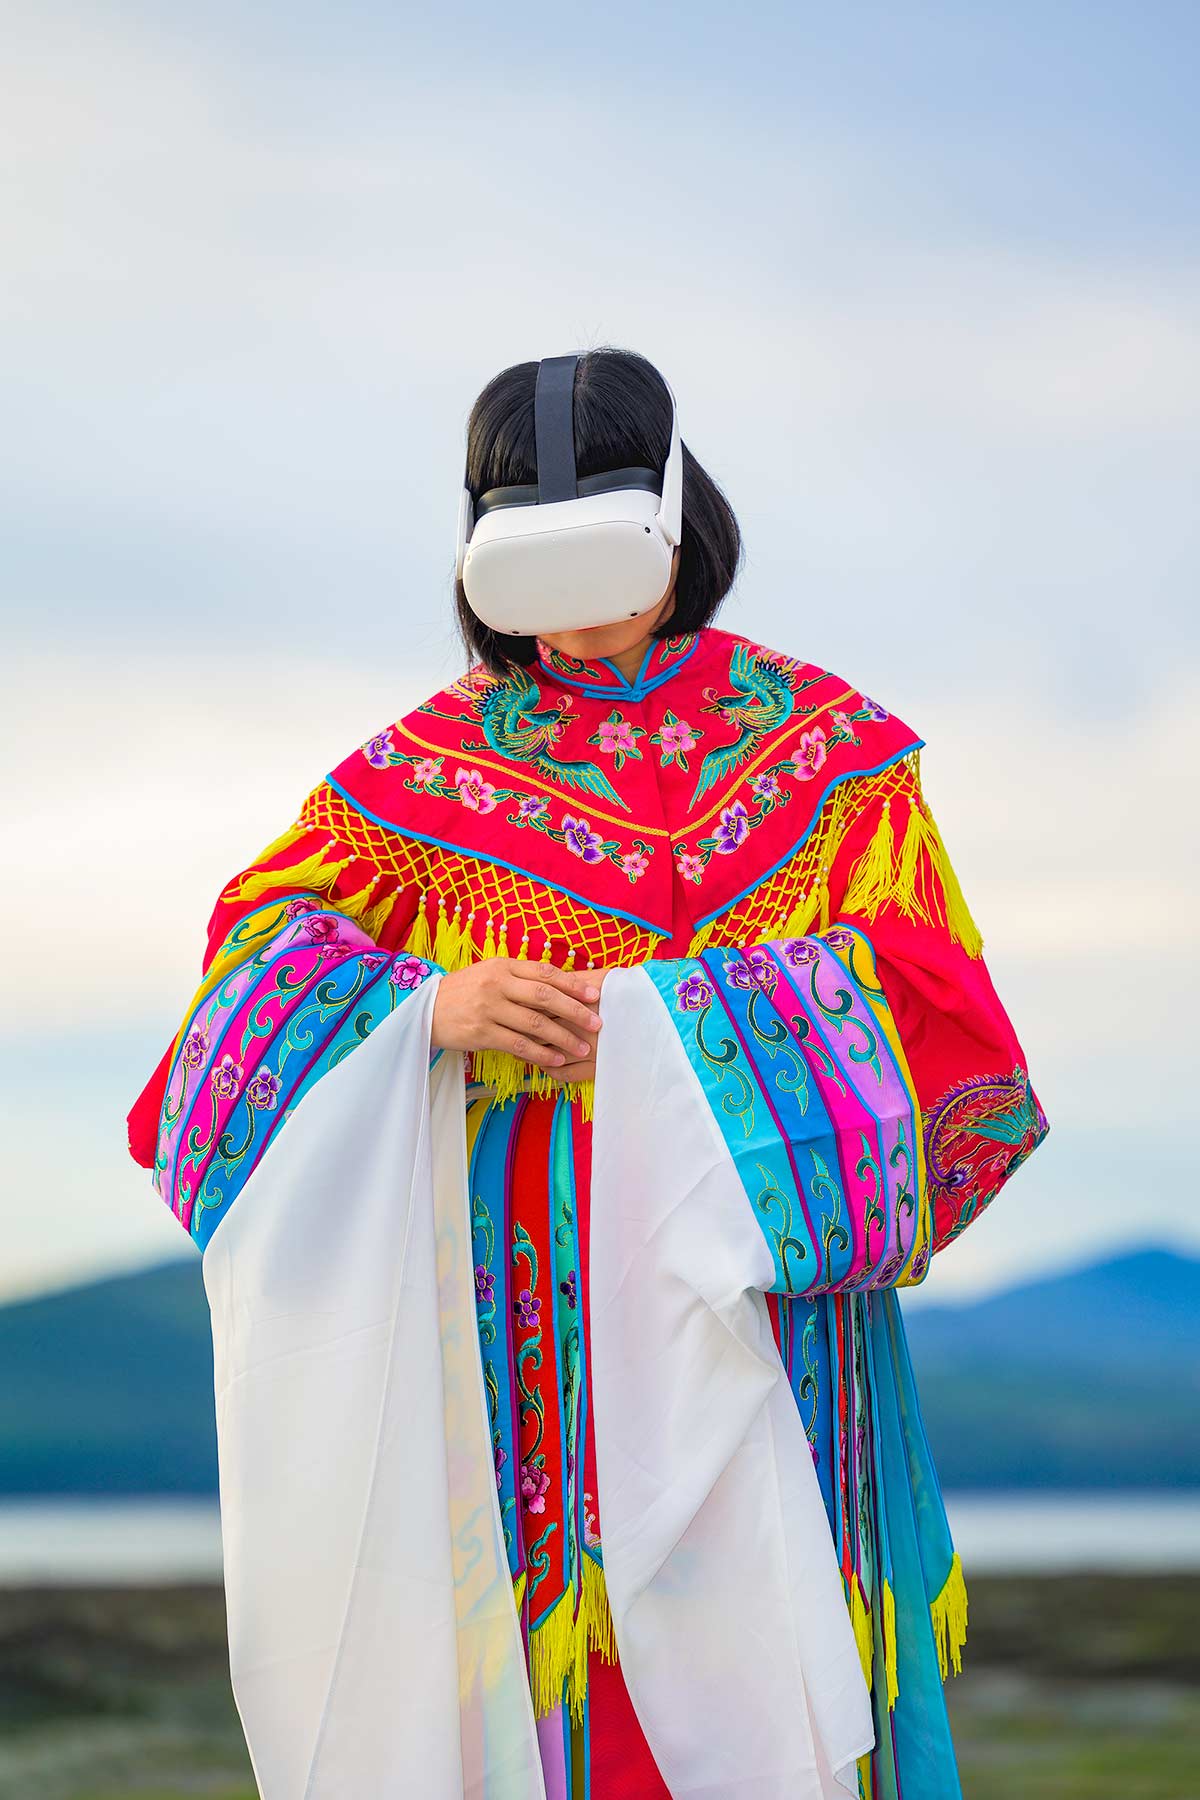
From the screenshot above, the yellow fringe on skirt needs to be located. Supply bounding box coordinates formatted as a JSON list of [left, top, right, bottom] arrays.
[[929, 1550, 969, 1680], [519, 1556, 616, 1723]]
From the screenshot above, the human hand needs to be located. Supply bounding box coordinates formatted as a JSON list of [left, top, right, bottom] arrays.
[[548, 967, 616, 1085], [430, 958, 603, 1071]]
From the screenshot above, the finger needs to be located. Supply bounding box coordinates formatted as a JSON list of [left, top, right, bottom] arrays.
[[503, 970, 602, 1034], [491, 1026, 566, 1070], [549, 1059, 594, 1085], [509, 960, 603, 1009], [496, 1002, 592, 1060]]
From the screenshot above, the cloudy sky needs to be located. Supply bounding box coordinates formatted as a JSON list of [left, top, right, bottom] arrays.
[[3, 0, 1197, 1304]]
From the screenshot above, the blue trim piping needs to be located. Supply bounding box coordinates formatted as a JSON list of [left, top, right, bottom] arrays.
[[538, 635, 698, 701]]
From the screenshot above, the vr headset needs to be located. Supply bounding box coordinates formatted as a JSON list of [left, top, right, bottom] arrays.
[[455, 353, 683, 637]]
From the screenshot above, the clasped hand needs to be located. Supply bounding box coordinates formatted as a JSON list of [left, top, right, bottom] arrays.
[[430, 958, 611, 1085]]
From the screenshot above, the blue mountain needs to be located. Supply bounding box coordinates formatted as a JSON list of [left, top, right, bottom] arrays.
[[900, 1246, 1199, 1490], [0, 1246, 1195, 1495]]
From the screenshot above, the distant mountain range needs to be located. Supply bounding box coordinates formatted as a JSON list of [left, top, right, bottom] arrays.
[[0, 1246, 1195, 1495]]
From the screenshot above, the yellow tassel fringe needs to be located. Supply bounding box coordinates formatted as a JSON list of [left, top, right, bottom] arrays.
[[235, 838, 355, 905], [929, 1551, 969, 1680], [842, 788, 983, 957], [882, 1579, 899, 1709], [526, 1557, 617, 1723], [849, 1579, 874, 1694]]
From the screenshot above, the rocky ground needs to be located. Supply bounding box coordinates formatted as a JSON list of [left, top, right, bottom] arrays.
[[1, 1575, 1196, 1799]]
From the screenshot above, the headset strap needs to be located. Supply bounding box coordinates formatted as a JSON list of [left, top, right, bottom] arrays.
[[534, 354, 579, 504]]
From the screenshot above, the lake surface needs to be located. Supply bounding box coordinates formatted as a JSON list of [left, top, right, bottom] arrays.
[[0, 1492, 1196, 1584]]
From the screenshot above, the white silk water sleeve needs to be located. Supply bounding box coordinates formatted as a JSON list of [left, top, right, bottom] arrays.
[[590, 967, 876, 1799], [201, 977, 545, 1800]]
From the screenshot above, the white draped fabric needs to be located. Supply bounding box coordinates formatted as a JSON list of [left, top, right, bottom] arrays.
[[203, 978, 545, 1799], [590, 968, 875, 1798], [202, 966, 874, 1798]]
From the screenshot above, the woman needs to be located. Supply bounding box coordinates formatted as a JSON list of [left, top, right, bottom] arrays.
[[127, 348, 1047, 1800]]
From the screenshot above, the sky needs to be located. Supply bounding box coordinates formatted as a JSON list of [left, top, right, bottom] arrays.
[[2, 0, 1197, 1305]]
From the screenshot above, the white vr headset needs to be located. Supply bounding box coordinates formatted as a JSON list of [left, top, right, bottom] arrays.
[[455, 353, 683, 637]]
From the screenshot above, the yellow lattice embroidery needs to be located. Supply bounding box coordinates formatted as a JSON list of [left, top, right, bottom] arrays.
[[233, 752, 977, 1117]]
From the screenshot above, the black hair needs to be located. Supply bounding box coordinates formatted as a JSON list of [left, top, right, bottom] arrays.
[[454, 345, 742, 673]]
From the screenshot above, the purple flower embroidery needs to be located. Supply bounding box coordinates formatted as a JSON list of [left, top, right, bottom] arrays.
[[494, 1442, 508, 1490], [795, 727, 828, 780], [246, 1067, 281, 1111], [751, 772, 782, 800], [181, 1027, 208, 1070], [514, 1287, 541, 1331], [559, 1269, 577, 1309], [675, 970, 714, 1012], [304, 914, 339, 944], [389, 954, 430, 990], [713, 800, 750, 855], [782, 938, 817, 968], [823, 928, 855, 951], [723, 947, 777, 995], [285, 897, 319, 921], [475, 1264, 495, 1307], [521, 1461, 551, 1515], [561, 815, 606, 864], [861, 696, 889, 722], [363, 729, 394, 769], [455, 766, 498, 814], [516, 794, 549, 823], [211, 1054, 243, 1100]]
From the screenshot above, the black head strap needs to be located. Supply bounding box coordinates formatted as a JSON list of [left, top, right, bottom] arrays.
[[534, 354, 579, 504]]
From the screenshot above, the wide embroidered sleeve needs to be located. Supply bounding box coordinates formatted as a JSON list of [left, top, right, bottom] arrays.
[[125, 779, 440, 1246], [619, 749, 1047, 1294], [829, 749, 1048, 1256]]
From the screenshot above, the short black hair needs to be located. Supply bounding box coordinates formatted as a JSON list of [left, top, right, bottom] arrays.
[[454, 345, 743, 673]]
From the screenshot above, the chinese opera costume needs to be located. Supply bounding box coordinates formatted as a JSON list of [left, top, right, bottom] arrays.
[[127, 625, 1048, 1800]]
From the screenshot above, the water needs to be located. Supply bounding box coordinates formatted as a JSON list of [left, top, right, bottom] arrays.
[[0, 1492, 1195, 1585]]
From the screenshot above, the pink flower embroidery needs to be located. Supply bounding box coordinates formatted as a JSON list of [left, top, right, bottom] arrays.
[[795, 728, 828, 780], [588, 710, 645, 771], [675, 851, 704, 883], [620, 849, 650, 880], [304, 914, 339, 944], [831, 709, 854, 735], [521, 1461, 552, 1515], [411, 756, 442, 786], [285, 897, 319, 921], [455, 767, 497, 814], [655, 716, 698, 761], [389, 955, 431, 990]]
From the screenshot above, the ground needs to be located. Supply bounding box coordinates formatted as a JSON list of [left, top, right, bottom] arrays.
[[1, 1576, 1196, 1799]]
